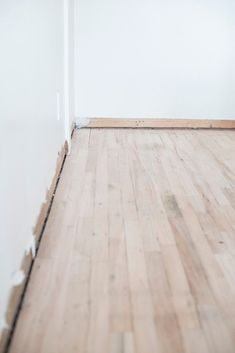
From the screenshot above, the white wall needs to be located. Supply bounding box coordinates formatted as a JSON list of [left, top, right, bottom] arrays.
[[75, 0, 235, 119], [0, 0, 74, 336], [64, 0, 76, 149]]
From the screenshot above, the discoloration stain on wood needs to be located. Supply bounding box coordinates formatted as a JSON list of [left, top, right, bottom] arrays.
[[162, 192, 182, 218]]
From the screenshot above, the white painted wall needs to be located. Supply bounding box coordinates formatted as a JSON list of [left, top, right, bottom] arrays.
[[0, 0, 74, 336], [64, 0, 76, 150], [75, 0, 235, 119]]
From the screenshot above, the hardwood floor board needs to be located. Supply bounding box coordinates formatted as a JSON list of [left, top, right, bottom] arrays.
[[8, 128, 235, 353], [145, 252, 185, 353]]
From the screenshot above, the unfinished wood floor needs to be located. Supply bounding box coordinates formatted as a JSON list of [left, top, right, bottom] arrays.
[[9, 129, 235, 353]]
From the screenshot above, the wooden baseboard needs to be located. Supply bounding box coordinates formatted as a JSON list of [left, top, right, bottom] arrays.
[[0, 141, 68, 353], [83, 118, 235, 129]]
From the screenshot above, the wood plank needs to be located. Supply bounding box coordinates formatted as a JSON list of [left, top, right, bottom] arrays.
[[83, 118, 235, 129]]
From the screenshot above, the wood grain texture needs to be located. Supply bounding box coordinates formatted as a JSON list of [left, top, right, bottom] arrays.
[[9, 128, 235, 353], [84, 118, 235, 129]]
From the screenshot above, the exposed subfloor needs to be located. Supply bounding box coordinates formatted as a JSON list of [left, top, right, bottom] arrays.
[[9, 128, 235, 353]]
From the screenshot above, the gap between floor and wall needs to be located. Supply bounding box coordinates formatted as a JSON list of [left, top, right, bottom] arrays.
[[0, 123, 76, 353]]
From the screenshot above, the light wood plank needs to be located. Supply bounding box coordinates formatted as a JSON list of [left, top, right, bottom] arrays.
[[83, 118, 235, 129]]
